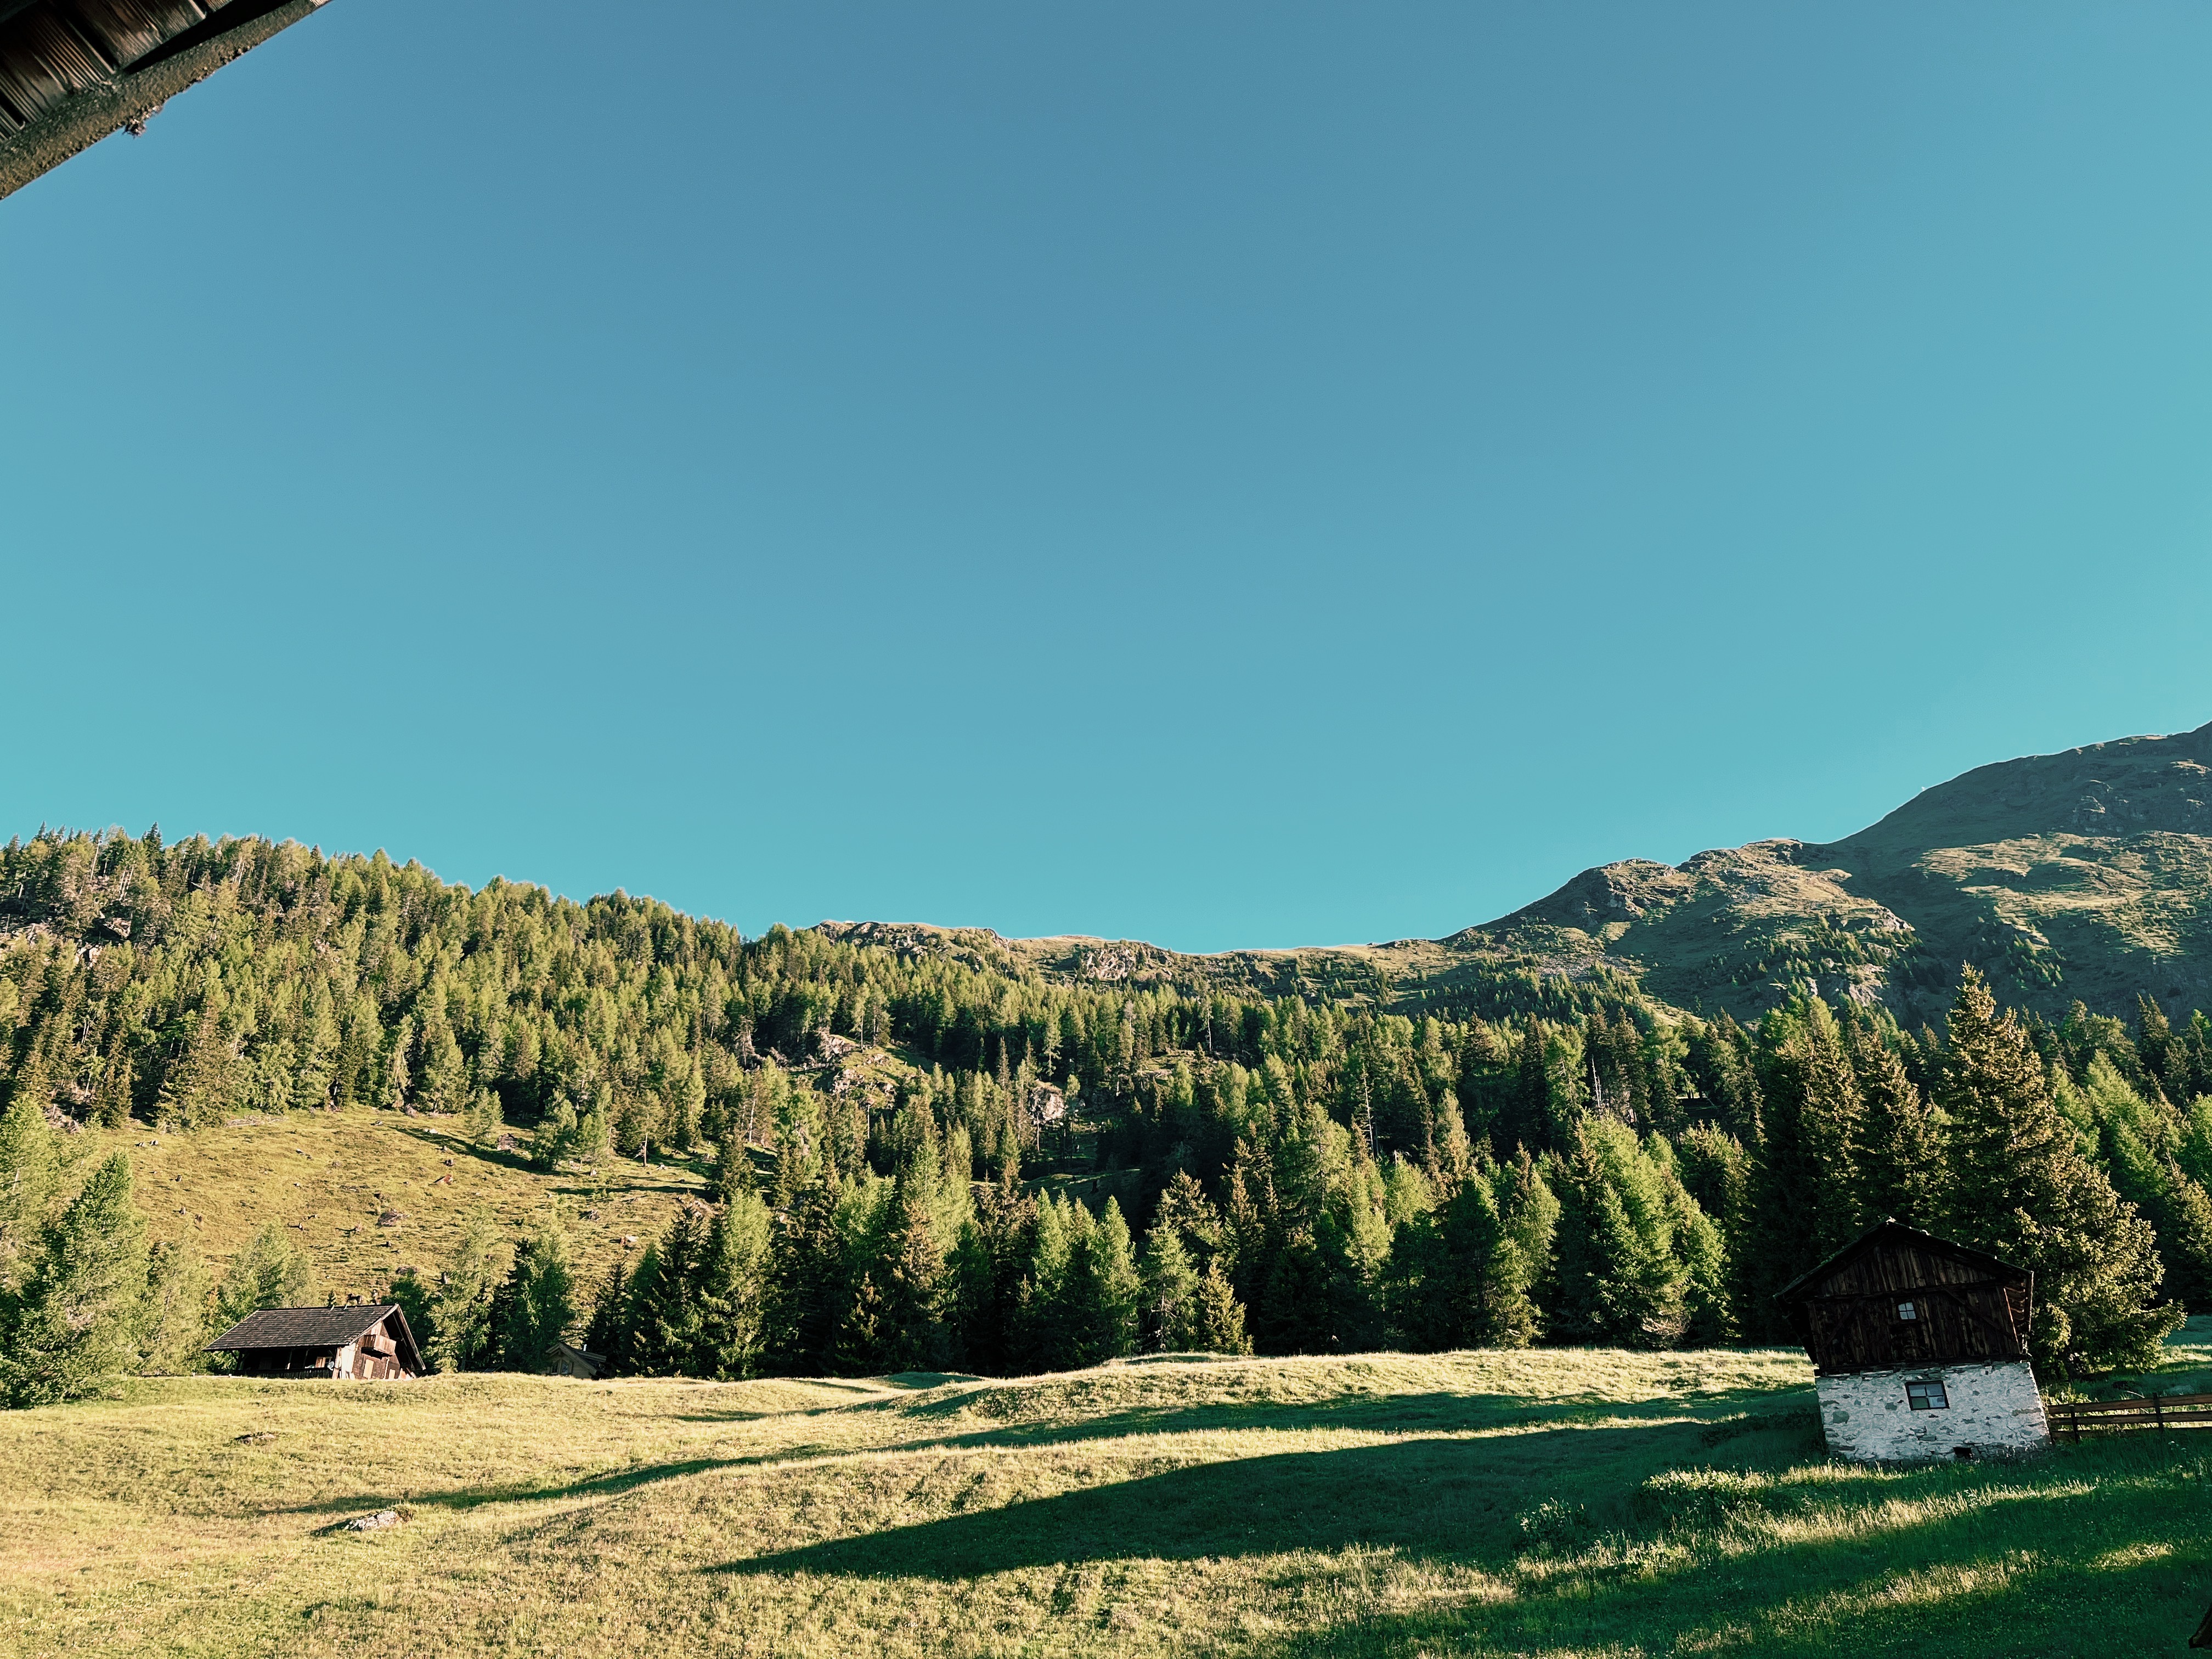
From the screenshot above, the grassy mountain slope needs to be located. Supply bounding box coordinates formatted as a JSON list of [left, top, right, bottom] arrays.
[[63, 1115, 709, 1307], [12, 1336, 2212, 1658], [895, 720, 2212, 1023], [1469, 720, 2212, 1020]]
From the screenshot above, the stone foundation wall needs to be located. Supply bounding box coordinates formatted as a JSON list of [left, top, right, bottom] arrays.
[[1815, 1360, 2049, 1462]]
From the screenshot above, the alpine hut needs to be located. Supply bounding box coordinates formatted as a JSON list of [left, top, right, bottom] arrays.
[[207, 1302, 424, 1381], [1776, 1220, 2050, 1462]]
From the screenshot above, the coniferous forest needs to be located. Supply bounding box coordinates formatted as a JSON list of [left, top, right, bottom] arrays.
[[7, 825, 2212, 1404]]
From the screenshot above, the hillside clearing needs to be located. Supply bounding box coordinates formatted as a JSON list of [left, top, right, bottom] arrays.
[[63, 1114, 709, 1296], [8, 1343, 2212, 1658]]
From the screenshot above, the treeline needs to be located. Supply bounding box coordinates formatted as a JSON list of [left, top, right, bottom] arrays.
[[4, 827, 2211, 1401]]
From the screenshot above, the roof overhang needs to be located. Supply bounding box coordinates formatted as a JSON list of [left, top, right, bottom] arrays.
[[1774, 1219, 2032, 1306], [0, 0, 332, 202]]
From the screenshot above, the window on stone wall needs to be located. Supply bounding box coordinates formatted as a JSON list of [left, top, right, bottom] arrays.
[[1906, 1379, 1950, 1411]]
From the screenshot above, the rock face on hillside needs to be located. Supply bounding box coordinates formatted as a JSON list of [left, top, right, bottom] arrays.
[[1469, 721, 2212, 1020]]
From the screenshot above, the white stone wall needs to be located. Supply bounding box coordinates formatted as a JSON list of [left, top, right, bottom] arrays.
[[1815, 1361, 2049, 1462]]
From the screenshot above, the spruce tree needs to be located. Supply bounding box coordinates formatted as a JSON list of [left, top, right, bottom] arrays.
[[1190, 1260, 1253, 1355], [694, 1165, 774, 1379], [213, 1223, 313, 1333], [1, 1154, 149, 1406], [1849, 1029, 1938, 1229], [1139, 1225, 1203, 1351], [627, 1211, 707, 1375], [0, 1095, 57, 1294], [139, 1239, 211, 1375], [427, 1209, 508, 1372], [1938, 967, 2180, 1373], [489, 1212, 579, 1371], [1547, 1122, 1688, 1348]]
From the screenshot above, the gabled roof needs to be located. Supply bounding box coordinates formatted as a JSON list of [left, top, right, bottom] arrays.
[[0, 0, 335, 201], [208, 1303, 424, 1373], [1774, 1220, 2029, 1305]]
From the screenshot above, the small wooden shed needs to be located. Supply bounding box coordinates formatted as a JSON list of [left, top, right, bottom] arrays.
[[207, 1304, 424, 1381], [546, 1341, 604, 1379], [1776, 1220, 2049, 1461]]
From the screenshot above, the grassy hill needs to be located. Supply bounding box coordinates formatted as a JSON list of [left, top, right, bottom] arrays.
[[11, 1335, 2212, 1658], [59, 1114, 711, 1306]]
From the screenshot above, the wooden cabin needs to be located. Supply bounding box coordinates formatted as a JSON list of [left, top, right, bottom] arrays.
[[207, 1303, 424, 1381], [0, 0, 334, 200], [1776, 1221, 2049, 1461], [546, 1341, 604, 1380]]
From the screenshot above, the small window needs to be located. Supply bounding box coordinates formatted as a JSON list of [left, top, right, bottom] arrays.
[[1896, 1301, 1919, 1322], [1906, 1380, 1950, 1412]]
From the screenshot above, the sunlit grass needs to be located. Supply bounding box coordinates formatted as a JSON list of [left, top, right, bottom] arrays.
[[5, 1342, 2212, 1657], [66, 1112, 707, 1292]]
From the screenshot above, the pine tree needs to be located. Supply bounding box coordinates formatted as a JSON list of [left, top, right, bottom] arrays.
[[212, 1223, 314, 1333], [139, 1239, 211, 1374], [1139, 1225, 1203, 1351], [1938, 967, 2181, 1373], [582, 1257, 632, 1367], [0, 1095, 57, 1294], [627, 1210, 707, 1375], [1, 1153, 149, 1406], [159, 1004, 235, 1129], [873, 1181, 948, 1373], [1849, 1030, 1938, 1229], [427, 1209, 509, 1372], [1190, 1260, 1253, 1355], [1548, 1122, 1688, 1348], [694, 1163, 774, 1379], [489, 1212, 578, 1371]]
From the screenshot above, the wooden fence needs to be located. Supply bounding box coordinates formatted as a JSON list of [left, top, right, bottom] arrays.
[[2044, 1393, 2212, 1442]]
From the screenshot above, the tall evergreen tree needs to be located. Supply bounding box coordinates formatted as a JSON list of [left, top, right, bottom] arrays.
[[0, 1095, 57, 1294], [488, 1212, 579, 1370], [1, 1154, 149, 1406], [1938, 968, 2180, 1373], [212, 1223, 313, 1334]]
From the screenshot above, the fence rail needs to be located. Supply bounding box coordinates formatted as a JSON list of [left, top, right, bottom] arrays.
[[2045, 1392, 2212, 1442]]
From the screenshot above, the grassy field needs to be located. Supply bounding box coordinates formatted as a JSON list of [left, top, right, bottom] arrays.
[[66, 1112, 710, 1297], [10, 1333, 2212, 1658]]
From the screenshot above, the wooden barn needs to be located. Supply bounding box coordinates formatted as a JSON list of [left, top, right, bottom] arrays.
[[0, 0, 335, 201], [1776, 1220, 2049, 1462], [207, 1302, 424, 1381]]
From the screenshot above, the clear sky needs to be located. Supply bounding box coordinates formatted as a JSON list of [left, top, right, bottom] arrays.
[[5, 3, 2211, 951]]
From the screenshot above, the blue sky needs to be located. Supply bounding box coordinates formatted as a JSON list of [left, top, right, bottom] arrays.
[[5, 3, 2211, 950]]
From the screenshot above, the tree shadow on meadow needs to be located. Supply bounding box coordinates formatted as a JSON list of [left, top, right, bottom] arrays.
[[874, 1378, 1814, 1453], [714, 1418, 1747, 1580], [715, 1426, 2212, 1659]]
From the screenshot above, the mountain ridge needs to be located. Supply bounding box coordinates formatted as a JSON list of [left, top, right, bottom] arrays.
[[818, 720, 2212, 1022]]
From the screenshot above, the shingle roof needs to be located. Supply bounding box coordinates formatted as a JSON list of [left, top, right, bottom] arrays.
[[208, 1304, 421, 1373]]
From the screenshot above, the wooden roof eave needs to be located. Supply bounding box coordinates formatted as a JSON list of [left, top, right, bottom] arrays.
[[0, 0, 331, 202], [1771, 1218, 2033, 1307]]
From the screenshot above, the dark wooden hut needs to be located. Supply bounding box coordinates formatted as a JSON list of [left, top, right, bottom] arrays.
[[0, 0, 335, 201], [207, 1302, 424, 1381], [1776, 1220, 2033, 1374], [1776, 1221, 2047, 1460]]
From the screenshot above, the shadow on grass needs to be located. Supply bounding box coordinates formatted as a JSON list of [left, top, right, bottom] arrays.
[[715, 1430, 2212, 1657], [287, 1448, 839, 1520], [715, 1418, 1740, 1578], [878, 1379, 1817, 1452], [1263, 1436, 2212, 1659]]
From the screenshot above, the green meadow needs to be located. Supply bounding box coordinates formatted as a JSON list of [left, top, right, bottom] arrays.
[[9, 1334, 2212, 1658]]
